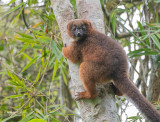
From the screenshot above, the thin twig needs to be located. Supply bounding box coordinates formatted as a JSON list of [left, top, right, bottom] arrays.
[[11, 98, 31, 116]]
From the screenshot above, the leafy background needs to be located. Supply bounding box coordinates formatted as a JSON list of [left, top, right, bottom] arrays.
[[0, 0, 160, 121]]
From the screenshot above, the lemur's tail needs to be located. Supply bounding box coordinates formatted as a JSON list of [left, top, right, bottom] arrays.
[[113, 76, 160, 122]]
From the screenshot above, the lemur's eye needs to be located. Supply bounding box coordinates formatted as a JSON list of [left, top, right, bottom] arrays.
[[72, 25, 76, 31], [82, 25, 86, 30]]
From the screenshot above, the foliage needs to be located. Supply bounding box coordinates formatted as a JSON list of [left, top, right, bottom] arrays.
[[0, 0, 74, 121], [0, 0, 160, 122]]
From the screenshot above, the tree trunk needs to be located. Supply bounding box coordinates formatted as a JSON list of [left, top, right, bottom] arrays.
[[51, 0, 119, 121], [151, 66, 160, 102]]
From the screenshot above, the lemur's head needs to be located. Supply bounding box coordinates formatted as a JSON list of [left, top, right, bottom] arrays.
[[67, 19, 93, 40]]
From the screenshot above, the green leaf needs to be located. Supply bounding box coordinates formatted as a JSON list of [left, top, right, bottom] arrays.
[[16, 38, 39, 43], [157, 34, 160, 39], [6, 69, 25, 87], [127, 116, 138, 120], [21, 56, 39, 72], [2, 2, 25, 19], [12, 74, 25, 86], [117, 8, 129, 13], [32, 31, 46, 36], [50, 118, 60, 122], [128, 48, 158, 57], [7, 0, 16, 5], [22, 52, 32, 61], [51, 41, 63, 61], [36, 39, 50, 44], [19, 112, 34, 122], [49, 105, 64, 114], [28, 119, 46, 122], [35, 67, 41, 82], [7, 69, 15, 80], [12, 5, 25, 24], [112, 16, 116, 36], [36, 35, 50, 40], [151, 35, 160, 50], [52, 59, 59, 81], [35, 109, 44, 117], [28, 0, 31, 6], [137, 21, 150, 46], [1, 115, 21, 122], [146, 23, 160, 28], [17, 32, 34, 39], [5, 94, 24, 99], [17, 44, 29, 56], [7, 80, 19, 86], [61, 66, 67, 85]]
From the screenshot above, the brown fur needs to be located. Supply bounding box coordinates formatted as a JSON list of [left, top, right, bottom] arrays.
[[62, 19, 160, 121]]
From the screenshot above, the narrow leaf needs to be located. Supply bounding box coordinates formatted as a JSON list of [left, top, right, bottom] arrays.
[[17, 44, 29, 56], [12, 5, 25, 24], [5, 94, 24, 99], [52, 59, 59, 81], [21, 56, 39, 72], [7, 0, 16, 5], [2, 2, 25, 19], [35, 67, 41, 82], [17, 32, 34, 39], [19, 112, 34, 122], [61, 67, 67, 85], [151, 35, 160, 50], [22, 52, 32, 61]]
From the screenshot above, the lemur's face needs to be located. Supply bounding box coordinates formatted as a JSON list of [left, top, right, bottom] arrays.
[[67, 19, 92, 40]]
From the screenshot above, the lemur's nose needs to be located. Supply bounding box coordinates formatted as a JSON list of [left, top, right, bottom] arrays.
[[77, 32, 81, 36], [76, 29, 82, 37]]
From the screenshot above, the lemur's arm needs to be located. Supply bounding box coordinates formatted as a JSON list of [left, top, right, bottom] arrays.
[[62, 43, 82, 63]]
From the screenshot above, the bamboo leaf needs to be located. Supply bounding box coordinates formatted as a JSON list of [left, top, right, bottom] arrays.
[[151, 35, 160, 50], [52, 59, 59, 81], [35, 67, 41, 82], [7, 80, 19, 86], [17, 44, 29, 56], [22, 52, 32, 61], [128, 48, 158, 57], [61, 66, 67, 85], [12, 74, 24, 86], [16, 38, 39, 43], [25, 22, 44, 33], [21, 56, 39, 72], [28, 119, 46, 122], [51, 41, 63, 61], [2, 115, 21, 122], [17, 32, 34, 39], [7, 0, 16, 5], [49, 105, 64, 114], [36, 39, 50, 44], [19, 112, 34, 122], [2, 2, 25, 19], [5, 94, 24, 99], [12, 5, 25, 24], [112, 16, 116, 36], [137, 21, 150, 46]]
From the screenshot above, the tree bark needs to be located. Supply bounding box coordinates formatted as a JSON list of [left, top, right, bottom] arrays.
[[151, 66, 160, 102], [52, 0, 119, 121]]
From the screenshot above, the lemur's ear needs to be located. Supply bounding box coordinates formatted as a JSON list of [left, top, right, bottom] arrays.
[[67, 20, 74, 30], [84, 19, 91, 25], [84, 19, 92, 28]]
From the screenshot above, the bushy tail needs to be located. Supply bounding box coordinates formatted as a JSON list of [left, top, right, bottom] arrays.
[[114, 77, 160, 122]]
